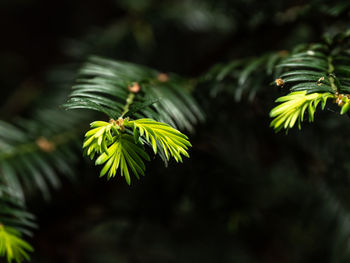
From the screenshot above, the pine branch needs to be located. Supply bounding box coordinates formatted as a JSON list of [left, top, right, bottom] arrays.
[[0, 225, 33, 263], [269, 91, 334, 132], [270, 31, 350, 132], [201, 51, 286, 101], [0, 110, 88, 201], [62, 56, 201, 183], [63, 56, 204, 132], [0, 187, 36, 263], [0, 106, 92, 262], [82, 117, 191, 184]]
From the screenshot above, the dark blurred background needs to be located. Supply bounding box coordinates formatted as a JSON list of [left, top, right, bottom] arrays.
[[2, 0, 350, 262]]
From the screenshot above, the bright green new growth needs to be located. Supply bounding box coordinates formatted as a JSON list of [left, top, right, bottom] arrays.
[[340, 95, 350, 115], [0, 225, 33, 263], [95, 134, 150, 184], [127, 119, 191, 162], [270, 91, 334, 132], [83, 118, 191, 184], [269, 34, 350, 133], [83, 121, 115, 159]]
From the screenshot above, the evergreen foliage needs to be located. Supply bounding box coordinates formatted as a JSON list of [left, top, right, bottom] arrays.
[[62, 56, 197, 184], [128, 118, 191, 162], [82, 117, 191, 184], [0, 108, 88, 261], [0, 110, 87, 201], [270, 91, 333, 132], [0, 189, 35, 262], [95, 133, 150, 182], [202, 52, 285, 101], [3, 0, 350, 262], [0, 225, 33, 263], [63, 56, 204, 132], [269, 30, 350, 131]]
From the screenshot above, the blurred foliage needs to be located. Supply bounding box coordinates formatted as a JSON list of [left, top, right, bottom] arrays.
[[2, 0, 350, 262]]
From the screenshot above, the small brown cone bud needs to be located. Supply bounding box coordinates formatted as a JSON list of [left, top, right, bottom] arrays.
[[157, 73, 169, 82], [36, 137, 55, 152], [116, 117, 124, 127], [275, 78, 284, 87], [128, 82, 141, 93]]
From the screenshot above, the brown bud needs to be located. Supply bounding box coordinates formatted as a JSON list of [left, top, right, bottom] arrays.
[[278, 50, 289, 57], [336, 95, 345, 107], [128, 82, 141, 93], [115, 117, 126, 131], [116, 117, 124, 127], [275, 78, 284, 87], [36, 137, 55, 152], [157, 73, 169, 82]]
